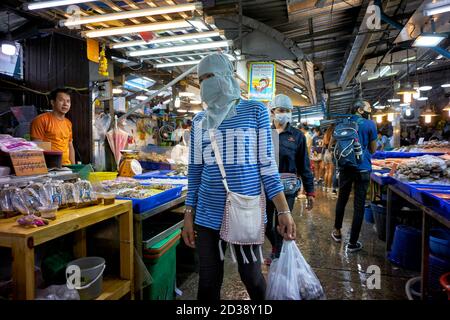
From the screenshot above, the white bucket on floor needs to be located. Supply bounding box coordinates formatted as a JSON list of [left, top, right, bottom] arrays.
[[66, 257, 106, 300]]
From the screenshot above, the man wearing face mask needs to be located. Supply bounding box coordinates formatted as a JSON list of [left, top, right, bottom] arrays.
[[182, 54, 296, 301], [265, 94, 315, 263], [331, 100, 377, 252]]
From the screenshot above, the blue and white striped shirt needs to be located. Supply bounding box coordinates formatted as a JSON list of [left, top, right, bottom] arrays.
[[186, 99, 284, 230]]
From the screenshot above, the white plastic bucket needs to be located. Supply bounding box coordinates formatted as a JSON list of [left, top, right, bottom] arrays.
[[66, 257, 106, 300]]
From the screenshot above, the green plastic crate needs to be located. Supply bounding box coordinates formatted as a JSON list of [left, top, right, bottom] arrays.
[[142, 229, 181, 300], [64, 164, 94, 180]]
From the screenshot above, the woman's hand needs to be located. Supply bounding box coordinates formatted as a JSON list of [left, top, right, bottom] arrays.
[[182, 207, 196, 248], [277, 213, 296, 240]]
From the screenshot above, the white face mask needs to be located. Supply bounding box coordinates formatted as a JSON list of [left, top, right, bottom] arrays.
[[274, 113, 291, 125]]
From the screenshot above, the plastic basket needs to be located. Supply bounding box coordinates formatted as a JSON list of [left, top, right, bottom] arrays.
[[134, 170, 186, 180], [430, 228, 450, 260], [88, 172, 118, 183], [64, 164, 94, 180], [370, 172, 394, 186], [388, 225, 422, 271], [116, 185, 183, 214]]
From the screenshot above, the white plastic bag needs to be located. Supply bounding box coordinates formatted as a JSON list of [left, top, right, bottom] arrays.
[[266, 240, 325, 300]]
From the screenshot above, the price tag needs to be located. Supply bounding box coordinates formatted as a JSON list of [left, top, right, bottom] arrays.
[[10, 150, 48, 176]]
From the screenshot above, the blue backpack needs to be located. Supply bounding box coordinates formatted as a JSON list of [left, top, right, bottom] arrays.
[[333, 118, 364, 169]]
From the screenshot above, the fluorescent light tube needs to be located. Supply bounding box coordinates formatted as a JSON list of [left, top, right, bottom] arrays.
[[379, 66, 390, 77], [110, 31, 221, 49], [388, 98, 401, 103], [413, 35, 446, 47], [155, 55, 236, 68], [128, 40, 232, 57], [179, 92, 195, 97], [284, 68, 295, 76], [25, 0, 92, 10], [84, 20, 191, 38], [419, 86, 432, 91], [423, 3, 450, 16], [417, 97, 429, 101], [61, 3, 202, 27], [293, 87, 303, 94], [136, 95, 148, 101], [441, 83, 450, 88]]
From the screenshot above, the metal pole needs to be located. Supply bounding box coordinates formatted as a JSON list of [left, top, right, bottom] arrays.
[[118, 64, 197, 122]]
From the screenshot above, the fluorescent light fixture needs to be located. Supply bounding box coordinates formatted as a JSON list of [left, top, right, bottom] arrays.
[[376, 116, 383, 124], [425, 115, 432, 123], [191, 99, 202, 105], [423, 3, 450, 16], [387, 113, 395, 122], [419, 86, 432, 91], [25, 0, 92, 10], [110, 31, 221, 49], [373, 101, 380, 107], [374, 105, 385, 110], [1, 41, 16, 56], [388, 98, 401, 103], [437, 54, 444, 59], [293, 87, 303, 94], [174, 97, 181, 108], [162, 99, 171, 105], [401, 56, 416, 62], [61, 3, 202, 27], [179, 92, 196, 97], [128, 40, 232, 57], [188, 19, 209, 31], [284, 68, 295, 76], [136, 95, 148, 101], [379, 66, 390, 77], [155, 55, 236, 68], [177, 109, 187, 112], [125, 81, 151, 93], [403, 93, 412, 104], [442, 83, 450, 88], [84, 20, 192, 38], [301, 94, 308, 100], [417, 97, 429, 101], [400, 103, 410, 107], [112, 88, 123, 94], [413, 35, 446, 47], [360, 69, 368, 76]]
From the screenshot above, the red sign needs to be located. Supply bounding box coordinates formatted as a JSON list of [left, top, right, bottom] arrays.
[[139, 31, 156, 43]]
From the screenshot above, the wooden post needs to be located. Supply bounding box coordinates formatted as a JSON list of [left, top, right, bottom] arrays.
[[119, 204, 134, 299], [73, 229, 87, 258], [12, 238, 35, 300]]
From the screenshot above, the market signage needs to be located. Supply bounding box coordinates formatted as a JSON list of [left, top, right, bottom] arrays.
[[10, 150, 48, 176], [248, 62, 276, 102]]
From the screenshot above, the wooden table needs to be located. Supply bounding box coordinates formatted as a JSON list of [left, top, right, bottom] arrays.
[[386, 185, 450, 300], [0, 200, 134, 300]]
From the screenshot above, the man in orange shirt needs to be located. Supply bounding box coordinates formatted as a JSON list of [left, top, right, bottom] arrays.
[[31, 88, 75, 165]]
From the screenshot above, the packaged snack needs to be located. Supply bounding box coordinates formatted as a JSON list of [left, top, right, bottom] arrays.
[[0, 185, 15, 214], [63, 183, 76, 206], [21, 187, 44, 214], [38, 205, 58, 220], [11, 189, 30, 215]]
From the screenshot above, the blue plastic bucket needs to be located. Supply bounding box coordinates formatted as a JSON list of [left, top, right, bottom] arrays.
[[430, 228, 450, 260], [388, 225, 422, 271], [364, 205, 374, 224]]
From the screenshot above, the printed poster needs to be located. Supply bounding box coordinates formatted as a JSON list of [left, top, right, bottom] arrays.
[[248, 62, 276, 101]]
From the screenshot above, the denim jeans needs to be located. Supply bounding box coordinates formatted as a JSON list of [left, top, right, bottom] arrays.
[[194, 224, 266, 301], [334, 169, 370, 244], [265, 194, 296, 258]]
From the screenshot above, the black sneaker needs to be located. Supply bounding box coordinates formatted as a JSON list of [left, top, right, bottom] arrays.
[[346, 242, 363, 252], [331, 231, 342, 242]]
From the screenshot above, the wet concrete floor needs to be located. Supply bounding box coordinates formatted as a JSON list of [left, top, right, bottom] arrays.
[[177, 189, 419, 300]]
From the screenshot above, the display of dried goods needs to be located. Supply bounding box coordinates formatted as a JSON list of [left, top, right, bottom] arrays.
[[74, 180, 96, 204], [0, 186, 16, 214], [139, 151, 169, 163], [21, 187, 44, 214]]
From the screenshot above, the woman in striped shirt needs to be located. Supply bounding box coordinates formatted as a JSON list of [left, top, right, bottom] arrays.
[[182, 53, 296, 301]]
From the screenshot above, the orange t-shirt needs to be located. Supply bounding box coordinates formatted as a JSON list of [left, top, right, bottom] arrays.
[[31, 112, 73, 165]]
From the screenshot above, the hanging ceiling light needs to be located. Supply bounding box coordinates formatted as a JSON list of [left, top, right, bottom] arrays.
[[441, 83, 450, 88], [421, 106, 437, 124], [179, 92, 196, 97], [417, 97, 429, 101], [293, 87, 303, 94], [388, 98, 401, 103], [360, 69, 368, 76], [419, 86, 432, 91], [135, 95, 148, 101], [112, 88, 123, 94], [284, 68, 295, 76], [443, 105, 450, 116], [174, 97, 181, 108], [1, 13, 17, 57], [373, 110, 385, 123]]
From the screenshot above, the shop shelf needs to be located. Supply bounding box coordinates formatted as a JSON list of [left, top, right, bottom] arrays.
[[117, 185, 183, 214]]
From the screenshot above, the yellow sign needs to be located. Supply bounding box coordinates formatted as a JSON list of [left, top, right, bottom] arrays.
[[87, 39, 99, 63], [10, 151, 48, 176]]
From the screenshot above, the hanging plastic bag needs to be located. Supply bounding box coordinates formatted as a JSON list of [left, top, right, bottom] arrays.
[[266, 240, 325, 300]]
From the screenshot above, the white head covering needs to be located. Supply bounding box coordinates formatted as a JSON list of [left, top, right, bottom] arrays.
[[269, 94, 293, 110], [197, 53, 241, 129]]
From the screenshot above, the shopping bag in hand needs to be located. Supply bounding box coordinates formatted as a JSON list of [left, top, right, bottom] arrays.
[[266, 240, 325, 300]]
